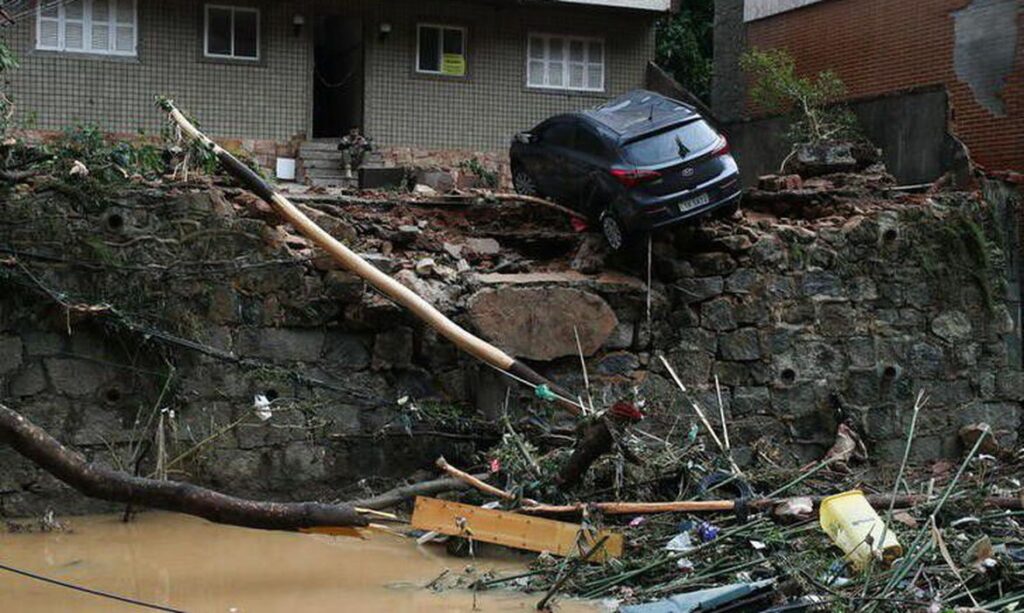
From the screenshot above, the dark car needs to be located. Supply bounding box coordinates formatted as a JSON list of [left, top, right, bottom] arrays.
[[510, 90, 741, 249]]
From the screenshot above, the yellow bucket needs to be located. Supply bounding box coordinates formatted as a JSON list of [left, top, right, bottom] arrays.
[[819, 490, 902, 570]]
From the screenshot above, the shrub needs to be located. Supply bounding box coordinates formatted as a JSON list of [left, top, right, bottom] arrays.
[[740, 48, 861, 149]]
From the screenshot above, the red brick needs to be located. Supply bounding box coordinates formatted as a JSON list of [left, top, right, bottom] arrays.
[[747, 0, 1023, 172]]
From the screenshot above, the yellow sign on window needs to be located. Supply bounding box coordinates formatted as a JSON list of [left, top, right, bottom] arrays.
[[442, 53, 466, 76]]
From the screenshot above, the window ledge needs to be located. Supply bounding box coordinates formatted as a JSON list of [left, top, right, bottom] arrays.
[[198, 55, 265, 67], [524, 86, 608, 98], [30, 49, 140, 63]]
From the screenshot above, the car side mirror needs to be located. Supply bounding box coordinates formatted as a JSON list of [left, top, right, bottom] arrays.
[[514, 132, 533, 144]]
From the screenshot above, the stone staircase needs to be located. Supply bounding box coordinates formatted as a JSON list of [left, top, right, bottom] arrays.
[[298, 139, 386, 188]]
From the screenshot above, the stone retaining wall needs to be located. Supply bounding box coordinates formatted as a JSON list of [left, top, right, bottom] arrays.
[[1, 180, 1021, 517]]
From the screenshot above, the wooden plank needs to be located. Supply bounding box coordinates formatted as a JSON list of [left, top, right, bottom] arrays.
[[410, 497, 623, 561]]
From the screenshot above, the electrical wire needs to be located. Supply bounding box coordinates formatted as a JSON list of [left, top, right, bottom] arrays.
[[0, 561, 186, 612]]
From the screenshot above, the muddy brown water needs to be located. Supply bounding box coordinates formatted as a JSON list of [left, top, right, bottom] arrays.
[[0, 512, 599, 612]]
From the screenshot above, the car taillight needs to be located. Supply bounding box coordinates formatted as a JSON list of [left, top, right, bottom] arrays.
[[713, 136, 731, 156], [610, 168, 661, 188]]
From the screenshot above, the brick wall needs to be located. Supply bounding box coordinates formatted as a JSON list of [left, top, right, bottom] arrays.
[[744, 0, 1023, 172]]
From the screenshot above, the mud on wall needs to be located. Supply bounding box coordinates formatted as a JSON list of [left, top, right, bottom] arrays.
[[1, 181, 1022, 517]]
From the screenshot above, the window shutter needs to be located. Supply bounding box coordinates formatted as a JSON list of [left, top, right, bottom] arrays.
[[92, 0, 111, 52], [114, 0, 136, 54], [63, 0, 86, 50], [38, 8, 60, 49]]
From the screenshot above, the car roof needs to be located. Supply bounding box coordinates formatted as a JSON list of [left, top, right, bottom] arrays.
[[580, 90, 698, 141]]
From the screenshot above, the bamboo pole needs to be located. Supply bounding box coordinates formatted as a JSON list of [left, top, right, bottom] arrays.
[[159, 100, 582, 417]]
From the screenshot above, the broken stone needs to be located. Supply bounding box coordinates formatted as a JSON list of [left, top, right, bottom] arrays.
[[758, 174, 803, 191], [467, 286, 618, 361], [570, 234, 610, 274], [415, 257, 436, 276], [958, 423, 1001, 456], [464, 237, 501, 257], [323, 270, 364, 303], [442, 242, 464, 259], [394, 269, 459, 311], [414, 168, 455, 193], [412, 184, 438, 197]]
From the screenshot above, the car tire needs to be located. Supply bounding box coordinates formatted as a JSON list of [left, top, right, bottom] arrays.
[[601, 210, 628, 251], [512, 166, 540, 197]]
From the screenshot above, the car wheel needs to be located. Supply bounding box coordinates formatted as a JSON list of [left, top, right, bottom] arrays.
[[513, 167, 539, 197], [601, 211, 627, 251]]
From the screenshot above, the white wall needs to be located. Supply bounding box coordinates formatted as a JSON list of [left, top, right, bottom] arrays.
[[557, 0, 672, 11], [744, 0, 825, 22]]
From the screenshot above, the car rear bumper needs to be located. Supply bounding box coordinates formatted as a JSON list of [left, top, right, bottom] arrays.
[[622, 170, 743, 232]]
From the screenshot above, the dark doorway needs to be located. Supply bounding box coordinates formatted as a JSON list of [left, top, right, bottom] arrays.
[[313, 16, 364, 139]]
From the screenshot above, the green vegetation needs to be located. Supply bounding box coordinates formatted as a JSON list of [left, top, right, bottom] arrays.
[[740, 48, 861, 149], [459, 157, 499, 189], [655, 0, 714, 102], [0, 40, 16, 137]]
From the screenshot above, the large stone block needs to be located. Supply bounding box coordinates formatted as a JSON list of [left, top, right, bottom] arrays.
[[236, 328, 325, 362], [467, 287, 617, 361], [10, 362, 47, 397], [701, 297, 737, 331], [720, 328, 761, 361], [0, 334, 23, 375], [372, 327, 415, 369], [674, 276, 724, 304], [44, 357, 112, 397]]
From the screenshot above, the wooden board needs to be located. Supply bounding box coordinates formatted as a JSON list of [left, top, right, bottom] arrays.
[[411, 497, 622, 561]]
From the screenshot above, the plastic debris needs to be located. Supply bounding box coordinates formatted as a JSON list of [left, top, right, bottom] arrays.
[[696, 522, 719, 542], [664, 532, 694, 553], [619, 579, 775, 613], [253, 394, 272, 421], [819, 490, 902, 569]]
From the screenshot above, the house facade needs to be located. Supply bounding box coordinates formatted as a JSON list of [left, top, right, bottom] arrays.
[[1, 0, 669, 173], [713, 0, 1023, 174]]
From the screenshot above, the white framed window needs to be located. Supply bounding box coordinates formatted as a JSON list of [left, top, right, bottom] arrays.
[[527, 34, 604, 92], [36, 0, 137, 56], [204, 5, 260, 61], [416, 24, 467, 76]]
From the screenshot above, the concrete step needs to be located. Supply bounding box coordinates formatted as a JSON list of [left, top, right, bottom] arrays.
[[308, 177, 358, 188], [298, 149, 343, 161], [302, 158, 346, 170], [305, 167, 351, 179], [299, 140, 341, 153]]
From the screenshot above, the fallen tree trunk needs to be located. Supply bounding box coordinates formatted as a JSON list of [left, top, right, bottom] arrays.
[[0, 404, 368, 530], [349, 474, 476, 510]]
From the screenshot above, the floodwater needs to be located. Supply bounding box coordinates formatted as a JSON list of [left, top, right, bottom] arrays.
[[0, 512, 598, 612]]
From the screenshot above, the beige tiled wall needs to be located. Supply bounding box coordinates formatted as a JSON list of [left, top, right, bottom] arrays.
[[1, 0, 656, 150]]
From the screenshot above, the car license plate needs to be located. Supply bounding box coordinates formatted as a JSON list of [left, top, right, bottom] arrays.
[[678, 192, 710, 212]]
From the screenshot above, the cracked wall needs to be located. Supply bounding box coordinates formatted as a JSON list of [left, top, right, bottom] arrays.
[[952, 0, 1021, 117]]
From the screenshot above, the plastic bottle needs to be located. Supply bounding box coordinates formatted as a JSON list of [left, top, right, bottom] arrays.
[[819, 490, 902, 570]]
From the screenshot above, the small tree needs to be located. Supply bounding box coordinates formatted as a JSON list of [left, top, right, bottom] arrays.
[[740, 48, 861, 169], [0, 40, 18, 138]]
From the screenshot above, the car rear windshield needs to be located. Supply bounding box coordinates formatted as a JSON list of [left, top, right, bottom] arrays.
[[624, 120, 719, 166]]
